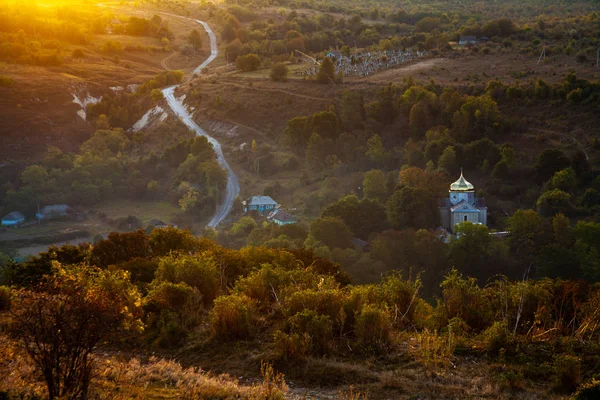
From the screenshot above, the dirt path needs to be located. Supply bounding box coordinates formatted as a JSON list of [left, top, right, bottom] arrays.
[[160, 52, 176, 71]]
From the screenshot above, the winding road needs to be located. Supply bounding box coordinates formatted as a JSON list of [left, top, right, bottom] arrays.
[[161, 16, 240, 228]]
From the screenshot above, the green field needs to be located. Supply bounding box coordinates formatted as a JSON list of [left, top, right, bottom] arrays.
[[91, 199, 180, 224]]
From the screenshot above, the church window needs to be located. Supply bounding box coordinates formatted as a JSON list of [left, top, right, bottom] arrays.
[[464, 215, 468, 222]]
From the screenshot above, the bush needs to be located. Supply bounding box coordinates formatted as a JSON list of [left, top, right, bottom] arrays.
[[235, 53, 261, 72], [287, 309, 334, 355], [210, 294, 257, 340], [572, 379, 600, 400], [354, 304, 391, 351], [500, 370, 525, 391], [482, 321, 510, 354], [0, 285, 11, 311], [553, 354, 581, 393], [270, 63, 288, 82], [0, 76, 15, 87], [151, 88, 164, 102], [155, 254, 220, 306], [72, 49, 85, 58]]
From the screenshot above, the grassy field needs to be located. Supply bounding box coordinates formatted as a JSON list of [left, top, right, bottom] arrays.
[[90, 199, 180, 225]]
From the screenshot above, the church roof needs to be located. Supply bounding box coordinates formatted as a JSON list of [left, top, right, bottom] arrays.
[[450, 171, 474, 192], [450, 200, 480, 212]]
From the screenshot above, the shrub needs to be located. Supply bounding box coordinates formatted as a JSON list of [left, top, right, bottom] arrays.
[[235, 53, 261, 72], [0, 285, 11, 311], [572, 379, 600, 400], [354, 304, 391, 351], [270, 62, 288, 82], [500, 370, 525, 391], [155, 254, 220, 306], [482, 321, 510, 355], [209, 294, 257, 340], [72, 49, 84, 58], [0, 76, 15, 87], [287, 309, 334, 355], [553, 354, 581, 393], [151, 88, 164, 102]]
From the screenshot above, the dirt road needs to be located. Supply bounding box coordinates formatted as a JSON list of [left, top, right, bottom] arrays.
[[161, 17, 239, 228]]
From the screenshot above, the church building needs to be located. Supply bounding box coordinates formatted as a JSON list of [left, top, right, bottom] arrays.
[[439, 171, 487, 232]]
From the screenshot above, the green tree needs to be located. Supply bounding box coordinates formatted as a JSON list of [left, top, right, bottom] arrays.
[[188, 29, 203, 50], [270, 62, 288, 82], [311, 110, 340, 140], [535, 148, 570, 182], [386, 186, 439, 230], [235, 53, 261, 72], [507, 209, 549, 269], [550, 168, 577, 192], [151, 88, 164, 102], [537, 189, 574, 217], [363, 169, 387, 203], [306, 132, 327, 170], [321, 195, 387, 239], [307, 217, 353, 249], [452, 95, 502, 142], [179, 188, 200, 212], [316, 57, 335, 84], [366, 134, 391, 167], [437, 146, 457, 173], [284, 116, 312, 148]]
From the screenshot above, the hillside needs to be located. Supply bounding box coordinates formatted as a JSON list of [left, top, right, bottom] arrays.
[[1, 0, 600, 399]]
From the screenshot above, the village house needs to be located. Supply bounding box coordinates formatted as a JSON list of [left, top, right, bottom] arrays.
[[458, 36, 478, 45], [36, 204, 78, 221], [243, 196, 278, 214], [1, 211, 25, 227], [439, 171, 487, 233], [267, 209, 297, 226]]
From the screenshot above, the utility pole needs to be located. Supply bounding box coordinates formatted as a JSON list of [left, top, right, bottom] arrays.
[[537, 46, 546, 65], [597, 47, 599, 67]]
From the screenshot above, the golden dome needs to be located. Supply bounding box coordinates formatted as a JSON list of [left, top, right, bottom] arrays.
[[450, 171, 474, 191]]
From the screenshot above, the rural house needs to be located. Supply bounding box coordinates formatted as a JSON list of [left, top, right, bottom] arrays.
[[459, 36, 477, 45], [243, 196, 278, 214], [439, 171, 487, 233], [36, 204, 75, 221], [268, 209, 297, 226], [1, 211, 25, 227]]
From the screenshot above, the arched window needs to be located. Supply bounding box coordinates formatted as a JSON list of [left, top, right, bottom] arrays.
[[464, 215, 468, 222]]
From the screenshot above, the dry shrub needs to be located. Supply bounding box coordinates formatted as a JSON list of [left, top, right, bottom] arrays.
[[410, 329, 455, 370], [354, 305, 391, 352], [209, 293, 257, 340], [287, 309, 334, 355], [274, 330, 311, 360], [0, 335, 46, 399], [572, 378, 600, 400], [481, 321, 510, 355], [0, 286, 11, 311], [338, 385, 368, 399], [499, 369, 525, 392], [94, 356, 287, 400], [285, 288, 346, 322], [553, 354, 581, 393]]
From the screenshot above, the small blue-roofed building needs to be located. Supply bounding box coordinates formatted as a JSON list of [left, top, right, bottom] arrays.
[[243, 196, 279, 214], [1, 211, 25, 227]]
